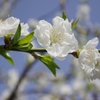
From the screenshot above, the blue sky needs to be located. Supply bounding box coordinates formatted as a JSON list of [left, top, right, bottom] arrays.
[[0, 0, 100, 95], [11, 0, 100, 23]]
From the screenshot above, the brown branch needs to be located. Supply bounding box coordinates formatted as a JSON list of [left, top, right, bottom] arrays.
[[59, 0, 67, 13], [0, 0, 20, 19], [59, 0, 70, 21], [6, 59, 37, 100]]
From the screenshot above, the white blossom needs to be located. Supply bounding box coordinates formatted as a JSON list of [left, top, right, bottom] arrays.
[[0, 17, 29, 37], [35, 16, 78, 60], [78, 37, 100, 80], [59, 84, 73, 95]]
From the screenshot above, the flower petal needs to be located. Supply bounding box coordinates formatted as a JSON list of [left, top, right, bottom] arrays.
[[39, 20, 52, 30], [52, 16, 64, 27], [86, 37, 99, 49]]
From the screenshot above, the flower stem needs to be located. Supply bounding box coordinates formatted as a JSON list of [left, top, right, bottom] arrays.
[[0, 45, 46, 53]]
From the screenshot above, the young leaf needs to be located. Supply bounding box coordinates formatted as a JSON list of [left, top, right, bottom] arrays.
[[12, 43, 33, 51], [71, 18, 79, 30], [0, 51, 14, 65], [12, 24, 21, 45], [38, 55, 60, 76], [62, 12, 67, 20], [16, 32, 34, 45]]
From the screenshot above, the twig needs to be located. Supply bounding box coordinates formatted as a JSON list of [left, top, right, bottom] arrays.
[[6, 59, 37, 100], [59, 0, 67, 13], [0, 0, 20, 19]]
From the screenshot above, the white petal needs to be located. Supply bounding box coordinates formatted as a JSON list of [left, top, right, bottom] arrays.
[[5, 17, 20, 26], [47, 43, 70, 60], [34, 25, 50, 48], [79, 49, 95, 70], [52, 16, 64, 27], [90, 68, 100, 80], [39, 20, 52, 30], [34, 20, 52, 48], [86, 37, 99, 49], [64, 19, 72, 33], [47, 43, 61, 57], [21, 23, 29, 36], [60, 42, 70, 56], [68, 34, 79, 52]]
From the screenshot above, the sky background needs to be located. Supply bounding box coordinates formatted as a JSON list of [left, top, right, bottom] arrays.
[[0, 0, 100, 95]]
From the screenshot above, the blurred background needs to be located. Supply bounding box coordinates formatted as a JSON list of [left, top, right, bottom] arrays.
[[0, 0, 100, 100]]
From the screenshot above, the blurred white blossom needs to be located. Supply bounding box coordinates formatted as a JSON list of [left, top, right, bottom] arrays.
[[39, 94, 58, 100], [35, 16, 78, 60], [0, 89, 11, 100], [7, 69, 28, 91], [27, 53, 35, 64], [78, 37, 100, 80], [28, 18, 38, 29], [59, 84, 73, 95], [72, 78, 86, 92], [0, 17, 29, 37], [7, 69, 19, 89], [77, 3, 90, 21], [18, 79, 28, 92]]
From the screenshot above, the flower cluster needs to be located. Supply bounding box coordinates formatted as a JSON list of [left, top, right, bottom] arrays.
[[34, 16, 100, 80]]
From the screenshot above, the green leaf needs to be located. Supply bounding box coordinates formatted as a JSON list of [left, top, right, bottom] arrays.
[[12, 43, 33, 51], [16, 32, 34, 45], [38, 55, 60, 76], [0, 50, 14, 65], [71, 18, 79, 30], [12, 24, 21, 45], [62, 12, 67, 20]]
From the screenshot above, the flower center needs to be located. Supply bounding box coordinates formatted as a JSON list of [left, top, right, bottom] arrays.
[[86, 49, 97, 66], [0, 19, 5, 24], [50, 28, 64, 45]]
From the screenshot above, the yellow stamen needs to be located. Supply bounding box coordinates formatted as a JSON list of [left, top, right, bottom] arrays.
[[0, 19, 5, 24]]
